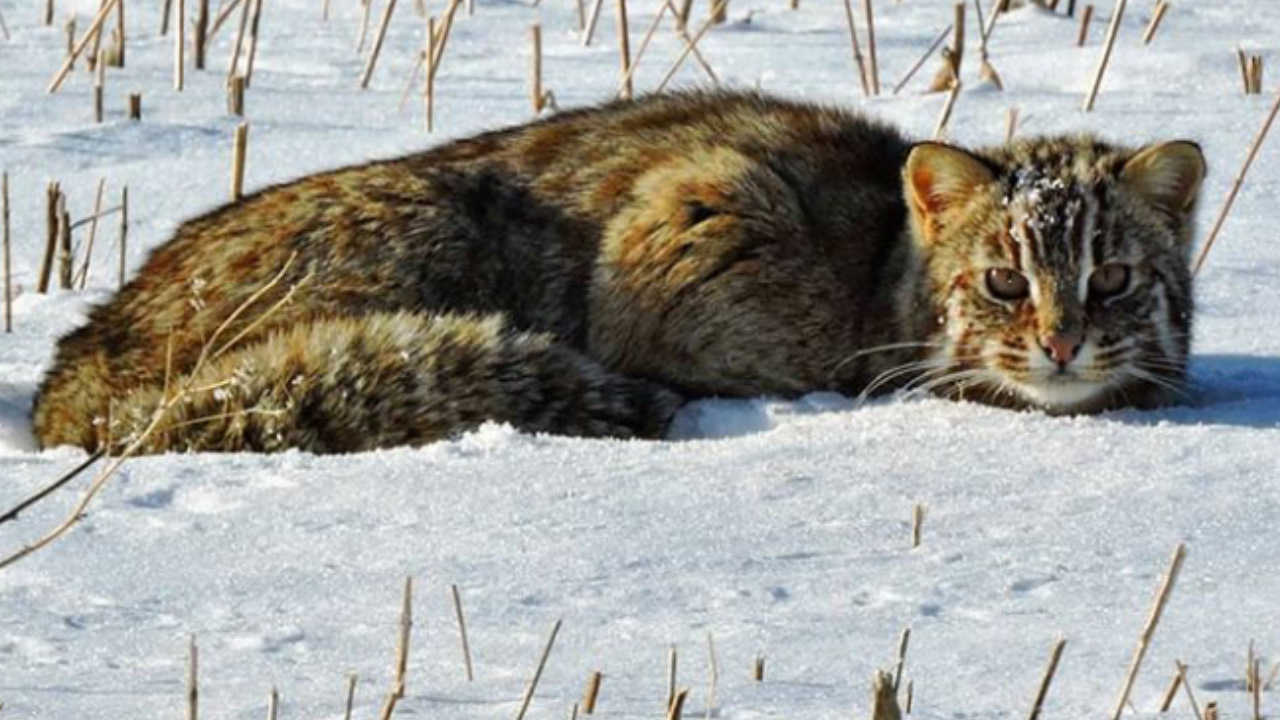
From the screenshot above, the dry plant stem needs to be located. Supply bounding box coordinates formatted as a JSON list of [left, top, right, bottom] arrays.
[[515, 619, 563, 720], [94, 48, 106, 123], [911, 503, 924, 549], [161, 0, 173, 33], [668, 0, 717, 79], [933, 78, 962, 139], [861, 0, 880, 94], [57, 198, 72, 290], [841, 0, 870, 96], [227, 0, 251, 84], [194, 0, 209, 69], [76, 178, 107, 289], [1005, 106, 1019, 142], [1026, 638, 1067, 720], [582, 0, 605, 46], [1251, 658, 1261, 720], [531, 23, 543, 112], [1, 171, 9, 333], [655, 6, 719, 92], [244, 0, 264, 88], [1204, 703, 1219, 720], [267, 688, 279, 720], [906, 680, 914, 714], [343, 674, 358, 720], [0, 6, 11, 41], [357, 0, 373, 53], [752, 655, 764, 682], [871, 670, 903, 720], [113, 0, 124, 66], [1158, 666, 1182, 712], [47, 0, 120, 93], [207, 0, 244, 43], [0, 256, 302, 571], [392, 576, 413, 697], [667, 645, 679, 709], [360, 0, 398, 88], [451, 584, 475, 682], [175, 0, 185, 90], [615, 0, 632, 100], [1175, 662, 1203, 720], [1077, 4, 1093, 46], [118, 185, 127, 288], [615, 2, 669, 96], [576, 0, 586, 30], [1110, 544, 1187, 720], [893, 628, 911, 690], [430, 0, 462, 80], [231, 123, 249, 201], [65, 16, 77, 71], [228, 75, 245, 115], [1192, 90, 1280, 275], [45, 0, 55, 25], [892, 24, 950, 95], [187, 635, 199, 720], [667, 688, 689, 720], [37, 183, 59, 294], [377, 691, 399, 720], [1140, 0, 1167, 45], [705, 633, 719, 720], [1082, 0, 1127, 111], [424, 16, 435, 132], [582, 672, 603, 714], [0, 450, 105, 525]]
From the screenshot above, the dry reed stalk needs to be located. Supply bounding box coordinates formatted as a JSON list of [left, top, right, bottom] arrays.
[[582, 672, 603, 714], [705, 633, 719, 720], [187, 635, 199, 720], [244, 0, 264, 87], [118, 185, 127, 288], [343, 674, 358, 720], [113, 0, 124, 66], [905, 679, 914, 714], [128, 92, 141, 119], [933, 77, 962, 139], [208, 0, 244, 48], [582, 0, 605, 45], [1204, 702, 1219, 720], [614, 2, 669, 95], [360, 0, 398, 88], [57, 198, 72, 290], [841, 0, 870, 96], [1140, 0, 1167, 44], [357, 0, 373, 53], [45, 0, 55, 26], [1081, 0, 1127, 111], [228, 75, 245, 115], [429, 0, 462, 80], [231, 123, 249, 201], [65, 16, 77, 71], [37, 183, 60, 294], [1026, 638, 1067, 720], [1004, 106, 1018, 141], [530, 23, 543, 112], [392, 576, 413, 697], [227, 0, 251, 84], [911, 503, 924, 548], [451, 584, 475, 682], [1192, 90, 1280, 275], [752, 655, 764, 682], [94, 48, 106, 123], [515, 620, 563, 720], [175, 0, 185, 90], [267, 687, 278, 720], [1109, 544, 1187, 720], [47, 0, 120, 93], [1266, 660, 1280, 690], [892, 24, 950, 95], [1247, 642, 1256, 693], [667, 688, 689, 720], [871, 670, 903, 720], [1237, 50, 1252, 93], [1248, 56, 1263, 94], [2, 171, 9, 333], [376, 690, 399, 720], [667, 645, 679, 710], [576, 0, 586, 30], [161, 0, 173, 34], [928, 4, 964, 93], [1174, 662, 1203, 720], [1158, 666, 1182, 712], [424, 16, 435, 132], [0, 6, 10, 40], [616, 0, 633, 100], [195, 0, 209, 69], [655, 4, 721, 92], [861, 0, 880, 94], [76, 178, 107, 289], [324, 0, 331, 20], [0, 451, 106, 526], [893, 628, 911, 690], [1076, 4, 1093, 46], [676, 0, 692, 29]]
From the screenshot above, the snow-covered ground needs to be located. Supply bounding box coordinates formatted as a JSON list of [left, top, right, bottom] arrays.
[[2, 0, 1280, 718]]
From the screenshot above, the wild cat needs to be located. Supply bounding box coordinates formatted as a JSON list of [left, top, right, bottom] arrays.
[[32, 91, 1205, 454]]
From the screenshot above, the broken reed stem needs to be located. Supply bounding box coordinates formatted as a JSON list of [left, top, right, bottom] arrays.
[[752, 655, 764, 682], [1076, 4, 1093, 46], [515, 619, 563, 720], [1175, 662, 1203, 720], [57, 196, 72, 290], [933, 78, 962, 139], [244, 0, 264, 88], [37, 182, 59, 294], [706, 633, 719, 720], [906, 680, 914, 714], [118, 185, 127, 288], [911, 503, 924, 549], [267, 687, 279, 720], [451, 584, 474, 682], [227, 0, 251, 84], [194, 0, 209, 69], [1252, 658, 1261, 720], [582, 0, 605, 46], [861, 0, 880, 95], [228, 75, 245, 115], [424, 16, 435, 132], [1158, 665, 1182, 712], [871, 670, 903, 720], [161, 0, 173, 34], [892, 23, 950, 95], [113, 0, 124, 66], [531, 23, 543, 112], [893, 628, 911, 691], [231, 123, 249, 201], [1192, 90, 1280, 275], [667, 645, 679, 710], [392, 576, 413, 697], [187, 635, 199, 720], [1004, 106, 1019, 142], [582, 672, 603, 714], [1110, 544, 1187, 720], [1026, 638, 1067, 720], [2, 171, 10, 333], [1082, 0, 1127, 112], [175, 0, 185, 90], [65, 15, 77, 71], [128, 92, 141, 120], [343, 674, 358, 720], [615, 0, 632, 100], [666, 688, 689, 720], [360, 0, 398, 88], [47, 0, 120, 93], [840, 0, 870, 96], [1140, 0, 1167, 45], [94, 48, 106, 123]]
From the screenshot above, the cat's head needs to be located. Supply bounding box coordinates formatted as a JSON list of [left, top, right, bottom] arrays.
[[902, 136, 1205, 413]]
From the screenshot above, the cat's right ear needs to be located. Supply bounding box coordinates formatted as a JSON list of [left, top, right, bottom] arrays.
[[904, 143, 997, 243]]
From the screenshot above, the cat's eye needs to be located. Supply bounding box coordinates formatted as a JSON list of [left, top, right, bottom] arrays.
[[1089, 263, 1131, 298], [985, 268, 1030, 301]]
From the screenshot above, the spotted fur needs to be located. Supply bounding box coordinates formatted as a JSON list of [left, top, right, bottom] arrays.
[[31, 91, 1204, 454]]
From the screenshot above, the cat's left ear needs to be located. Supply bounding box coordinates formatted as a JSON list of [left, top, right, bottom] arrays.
[[1120, 141, 1206, 217], [904, 143, 997, 243]]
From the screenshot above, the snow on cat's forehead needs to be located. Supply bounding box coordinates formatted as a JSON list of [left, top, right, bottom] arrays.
[[1001, 168, 1091, 235]]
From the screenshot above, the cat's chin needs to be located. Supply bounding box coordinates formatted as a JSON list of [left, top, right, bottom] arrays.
[[1010, 377, 1112, 415]]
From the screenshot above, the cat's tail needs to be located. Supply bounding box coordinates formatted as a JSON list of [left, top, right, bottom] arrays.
[[38, 312, 684, 454]]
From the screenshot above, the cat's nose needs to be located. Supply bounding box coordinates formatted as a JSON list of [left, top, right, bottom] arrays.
[[1039, 332, 1083, 366]]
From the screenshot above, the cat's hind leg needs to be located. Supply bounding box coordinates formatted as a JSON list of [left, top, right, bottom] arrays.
[[108, 311, 683, 454]]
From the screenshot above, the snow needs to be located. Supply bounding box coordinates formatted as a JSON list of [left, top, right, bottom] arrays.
[[2, 0, 1280, 718]]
